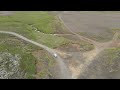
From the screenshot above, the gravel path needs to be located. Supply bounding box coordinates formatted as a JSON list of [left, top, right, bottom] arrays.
[[0, 31, 72, 79]]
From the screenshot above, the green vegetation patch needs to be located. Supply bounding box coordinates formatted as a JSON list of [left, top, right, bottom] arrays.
[[0, 11, 72, 49], [79, 47, 120, 79], [35, 32, 71, 48], [0, 11, 56, 34], [103, 48, 120, 67], [33, 50, 56, 79], [100, 47, 120, 73], [0, 34, 39, 79], [0, 33, 58, 79]]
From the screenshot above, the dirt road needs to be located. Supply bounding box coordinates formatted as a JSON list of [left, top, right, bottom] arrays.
[[0, 31, 72, 79], [58, 12, 120, 78], [1, 11, 120, 79], [59, 14, 99, 47]]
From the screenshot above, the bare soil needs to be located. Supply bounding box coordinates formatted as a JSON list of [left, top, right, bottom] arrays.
[[59, 11, 120, 34], [54, 11, 120, 78], [56, 43, 82, 52], [2, 11, 120, 79], [32, 50, 61, 79]]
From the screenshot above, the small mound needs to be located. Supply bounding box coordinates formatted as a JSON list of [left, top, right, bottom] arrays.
[[57, 43, 81, 52], [56, 42, 94, 52]]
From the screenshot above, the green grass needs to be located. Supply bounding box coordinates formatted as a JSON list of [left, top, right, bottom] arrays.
[[0, 33, 58, 79], [104, 48, 120, 62], [0, 11, 56, 34], [78, 47, 120, 78], [101, 48, 120, 71], [37, 69, 52, 79], [0, 11, 93, 50], [0, 12, 96, 78], [39, 50, 56, 67], [2, 11, 69, 34], [34, 49, 56, 79], [35, 32, 71, 48], [0, 34, 39, 79], [20, 54, 36, 79], [0, 11, 72, 48]]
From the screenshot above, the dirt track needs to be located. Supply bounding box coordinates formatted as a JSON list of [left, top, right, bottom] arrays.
[[1, 11, 120, 79], [0, 31, 72, 79], [57, 11, 120, 78]]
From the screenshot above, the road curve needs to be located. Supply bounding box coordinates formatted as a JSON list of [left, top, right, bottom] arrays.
[[58, 14, 100, 47], [0, 31, 72, 79]]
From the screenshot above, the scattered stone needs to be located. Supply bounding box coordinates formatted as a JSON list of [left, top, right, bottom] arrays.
[[0, 52, 24, 79]]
